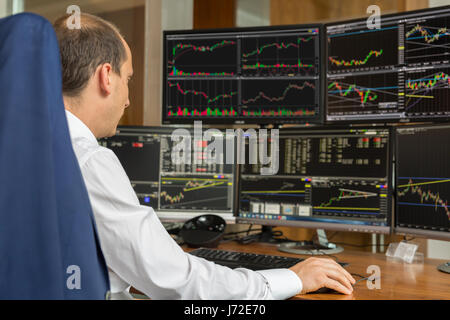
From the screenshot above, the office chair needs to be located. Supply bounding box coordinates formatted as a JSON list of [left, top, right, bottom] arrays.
[[0, 13, 110, 299]]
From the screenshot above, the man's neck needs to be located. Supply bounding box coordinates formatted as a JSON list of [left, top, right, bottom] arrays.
[[63, 96, 100, 138]]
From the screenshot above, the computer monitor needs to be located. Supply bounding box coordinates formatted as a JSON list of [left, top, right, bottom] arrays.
[[326, 6, 450, 123], [162, 24, 323, 125], [395, 124, 450, 240], [237, 127, 393, 253], [99, 126, 237, 222], [395, 124, 450, 273]]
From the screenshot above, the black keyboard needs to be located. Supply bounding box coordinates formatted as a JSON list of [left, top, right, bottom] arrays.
[[189, 248, 348, 271]]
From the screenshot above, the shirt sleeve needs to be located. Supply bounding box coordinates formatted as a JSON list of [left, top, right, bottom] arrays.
[[79, 148, 302, 300]]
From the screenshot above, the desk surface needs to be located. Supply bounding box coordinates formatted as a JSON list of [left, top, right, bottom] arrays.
[[185, 241, 450, 300]]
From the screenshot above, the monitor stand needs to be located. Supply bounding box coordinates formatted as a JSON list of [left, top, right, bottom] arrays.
[[240, 226, 292, 244], [278, 229, 344, 255], [437, 262, 450, 274]]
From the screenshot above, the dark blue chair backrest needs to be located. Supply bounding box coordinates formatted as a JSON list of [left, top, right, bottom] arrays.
[[0, 13, 110, 299]]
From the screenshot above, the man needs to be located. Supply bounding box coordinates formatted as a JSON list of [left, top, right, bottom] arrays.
[[53, 13, 355, 299]]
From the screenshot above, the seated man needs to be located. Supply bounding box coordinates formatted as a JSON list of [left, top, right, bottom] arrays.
[[53, 13, 355, 299]]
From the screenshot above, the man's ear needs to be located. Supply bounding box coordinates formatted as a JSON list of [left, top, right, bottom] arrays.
[[98, 63, 113, 96]]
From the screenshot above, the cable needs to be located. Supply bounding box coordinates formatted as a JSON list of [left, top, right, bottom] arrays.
[[223, 228, 262, 237], [350, 273, 367, 279], [352, 276, 381, 287]]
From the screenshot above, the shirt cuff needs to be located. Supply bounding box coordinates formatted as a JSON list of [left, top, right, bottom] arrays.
[[256, 269, 302, 300]]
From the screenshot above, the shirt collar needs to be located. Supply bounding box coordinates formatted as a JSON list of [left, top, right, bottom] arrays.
[[65, 109, 98, 144]]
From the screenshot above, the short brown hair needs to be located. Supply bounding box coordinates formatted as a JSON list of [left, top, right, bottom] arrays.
[[53, 13, 127, 97]]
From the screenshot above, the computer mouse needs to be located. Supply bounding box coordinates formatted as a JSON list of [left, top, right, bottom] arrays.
[[309, 287, 338, 294]]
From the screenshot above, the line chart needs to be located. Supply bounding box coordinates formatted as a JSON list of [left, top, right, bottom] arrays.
[[405, 17, 450, 65], [160, 176, 231, 210], [241, 79, 317, 118], [397, 178, 450, 220], [167, 39, 237, 76], [241, 34, 317, 77], [166, 79, 238, 118], [318, 188, 379, 208], [311, 179, 386, 218]]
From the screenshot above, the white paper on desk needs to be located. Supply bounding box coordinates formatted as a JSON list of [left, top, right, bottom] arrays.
[[394, 242, 418, 263]]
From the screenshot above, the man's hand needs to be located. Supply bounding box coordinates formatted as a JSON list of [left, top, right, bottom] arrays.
[[289, 257, 356, 295]]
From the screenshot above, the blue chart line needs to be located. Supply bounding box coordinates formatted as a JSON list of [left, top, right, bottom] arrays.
[[328, 26, 398, 38], [328, 86, 399, 94], [398, 202, 445, 208], [407, 35, 450, 41]]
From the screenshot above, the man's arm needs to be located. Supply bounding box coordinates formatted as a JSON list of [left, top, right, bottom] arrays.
[[79, 147, 302, 299]]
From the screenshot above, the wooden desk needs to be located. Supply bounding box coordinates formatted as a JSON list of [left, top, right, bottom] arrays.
[[185, 241, 450, 300]]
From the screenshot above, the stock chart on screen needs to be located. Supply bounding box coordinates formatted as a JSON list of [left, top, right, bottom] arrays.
[[100, 127, 237, 222], [163, 26, 322, 124], [238, 127, 392, 233], [326, 6, 450, 122], [396, 125, 450, 238]]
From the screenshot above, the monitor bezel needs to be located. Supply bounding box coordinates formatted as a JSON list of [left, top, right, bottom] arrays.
[[394, 123, 450, 241], [162, 23, 325, 126], [235, 125, 394, 234], [324, 5, 450, 125]]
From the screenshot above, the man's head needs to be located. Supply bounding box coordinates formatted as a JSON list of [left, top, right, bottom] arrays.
[[54, 13, 133, 138]]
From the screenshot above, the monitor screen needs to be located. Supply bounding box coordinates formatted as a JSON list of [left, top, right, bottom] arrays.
[[326, 6, 450, 123], [395, 124, 450, 240], [237, 127, 392, 233], [100, 126, 237, 222], [163, 25, 323, 125]]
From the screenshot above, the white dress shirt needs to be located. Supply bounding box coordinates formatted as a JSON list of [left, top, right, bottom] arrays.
[[65, 110, 302, 300]]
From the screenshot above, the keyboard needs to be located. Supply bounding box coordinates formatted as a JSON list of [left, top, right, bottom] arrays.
[[189, 247, 348, 271]]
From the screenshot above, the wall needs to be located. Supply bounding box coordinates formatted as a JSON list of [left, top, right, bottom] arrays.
[[24, 0, 147, 126], [98, 7, 146, 126], [428, 240, 450, 260], [144, 0, 195, 126], [0, 0, 11, 18], [194, 0, 235, 29], [270, 0, 429, 25], [429, 0, 450, 7], [236, 0, 270, 27]]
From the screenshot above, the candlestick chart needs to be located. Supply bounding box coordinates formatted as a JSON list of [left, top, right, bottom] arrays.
[[404, 69, 450, 116], [167, 38, 237, 77], [327, 72, 399, 116], [240, 79, 318, 118], [241, 34, 317, 77], [166, 80, 238, 118]]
